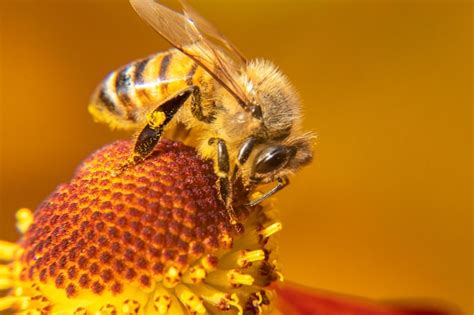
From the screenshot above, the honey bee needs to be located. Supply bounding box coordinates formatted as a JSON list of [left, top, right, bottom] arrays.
[[89, 0, 313, 223]]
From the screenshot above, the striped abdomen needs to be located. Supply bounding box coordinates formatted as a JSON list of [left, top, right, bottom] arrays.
[[89, 48, 211, 130]]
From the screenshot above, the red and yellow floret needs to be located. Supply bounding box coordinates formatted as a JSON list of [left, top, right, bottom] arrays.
[[0, 140, 282, 314]]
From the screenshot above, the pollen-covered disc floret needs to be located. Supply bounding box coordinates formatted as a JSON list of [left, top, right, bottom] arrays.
[[0, 140, 282, 314]]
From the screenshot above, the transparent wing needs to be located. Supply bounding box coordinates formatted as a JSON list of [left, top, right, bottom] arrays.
[[130, 0, 251, 107], [178, 0, 246, 63]]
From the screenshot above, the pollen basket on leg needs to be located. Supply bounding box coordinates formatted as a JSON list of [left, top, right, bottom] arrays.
[[1, 140, 282, 314]]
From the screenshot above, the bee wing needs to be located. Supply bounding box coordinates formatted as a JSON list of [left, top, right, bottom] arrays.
[[130, 0, 251, 108], [178, 0, 246, 63]]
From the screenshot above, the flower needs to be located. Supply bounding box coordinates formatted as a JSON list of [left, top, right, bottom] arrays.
[[0, 140, 282, 314], [275, 282, 459, 315], [0, 140, 460, 315]]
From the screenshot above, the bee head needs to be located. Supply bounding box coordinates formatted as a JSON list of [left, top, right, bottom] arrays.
[[242, 59, 301, 138], [238, 59, 314, 185]]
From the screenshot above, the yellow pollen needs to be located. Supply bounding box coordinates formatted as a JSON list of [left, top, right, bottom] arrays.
[[259, 222, 283, 239], [148, 111, 167, 129]]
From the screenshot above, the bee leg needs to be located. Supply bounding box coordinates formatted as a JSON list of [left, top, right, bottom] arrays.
[[116, 89, 194, 174], [231, 136, 258, 182], [189, 86, 215, 123], [134, 89, 195, 159], [246, 176, 290, 207], [208, 137, 238, 224], [167, 85, 209, 142]]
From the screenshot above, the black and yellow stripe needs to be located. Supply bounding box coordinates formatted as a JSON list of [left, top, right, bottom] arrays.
[[185, 63, 198, 86], [133, 57, 151, 101], [158, 53, 172, 93], [90, 48, 212, 129]]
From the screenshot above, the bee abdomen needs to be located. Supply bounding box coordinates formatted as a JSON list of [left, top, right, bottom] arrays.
[[97, 84, 119, 115], [89, 49, 205, 130], [133, 57, 151, 99], [115, 65, 136, 119], [89, 62, 147, 129]]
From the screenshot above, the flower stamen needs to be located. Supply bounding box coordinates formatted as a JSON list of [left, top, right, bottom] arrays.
[[182, 266, 206, 284], [163, 266, 182, 288], [153, 292, 172, 314], [259, 222, 283, 239], [0, 295, 29, 311], [15, 208, 33, 234], [238, 249, 266, 268], [0, 240, 19, 261], [228, 269, 255, 286], [175, 284, 206, 314]]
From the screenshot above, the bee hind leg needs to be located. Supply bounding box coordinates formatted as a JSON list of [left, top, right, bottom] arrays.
[[209, 137, 238, 224], [114, 88, 194, 175]]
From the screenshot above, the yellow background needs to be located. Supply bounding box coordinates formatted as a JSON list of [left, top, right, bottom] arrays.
[[0, 0, 471, 312]]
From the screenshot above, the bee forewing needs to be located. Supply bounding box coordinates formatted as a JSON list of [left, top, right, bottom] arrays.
[[178, 0, 247, 63], [130, 0, 196, 49], [129, 0, 251, 108]]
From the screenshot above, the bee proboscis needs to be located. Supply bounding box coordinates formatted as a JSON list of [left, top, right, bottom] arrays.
[[89, 0, 314, 223]]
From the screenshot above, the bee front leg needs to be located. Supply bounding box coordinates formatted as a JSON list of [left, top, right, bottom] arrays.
[[115, 88, 194, 174], [246, 176, 290, 207], [208, 137, 238, 224], [232, 136, 258, 183]]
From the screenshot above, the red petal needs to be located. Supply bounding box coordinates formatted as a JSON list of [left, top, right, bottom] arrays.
[[276, 282, 460, 315]]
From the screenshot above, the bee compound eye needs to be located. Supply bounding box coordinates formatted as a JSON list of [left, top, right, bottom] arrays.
[[254, 146, 295, 174]]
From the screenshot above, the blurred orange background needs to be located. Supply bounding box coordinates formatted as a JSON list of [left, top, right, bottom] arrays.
[[0, 0, 471, 312]]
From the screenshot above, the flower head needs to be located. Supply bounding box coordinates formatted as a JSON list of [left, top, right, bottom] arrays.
[[1, 139, 455, 315], [0, 140, 282, 314]]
